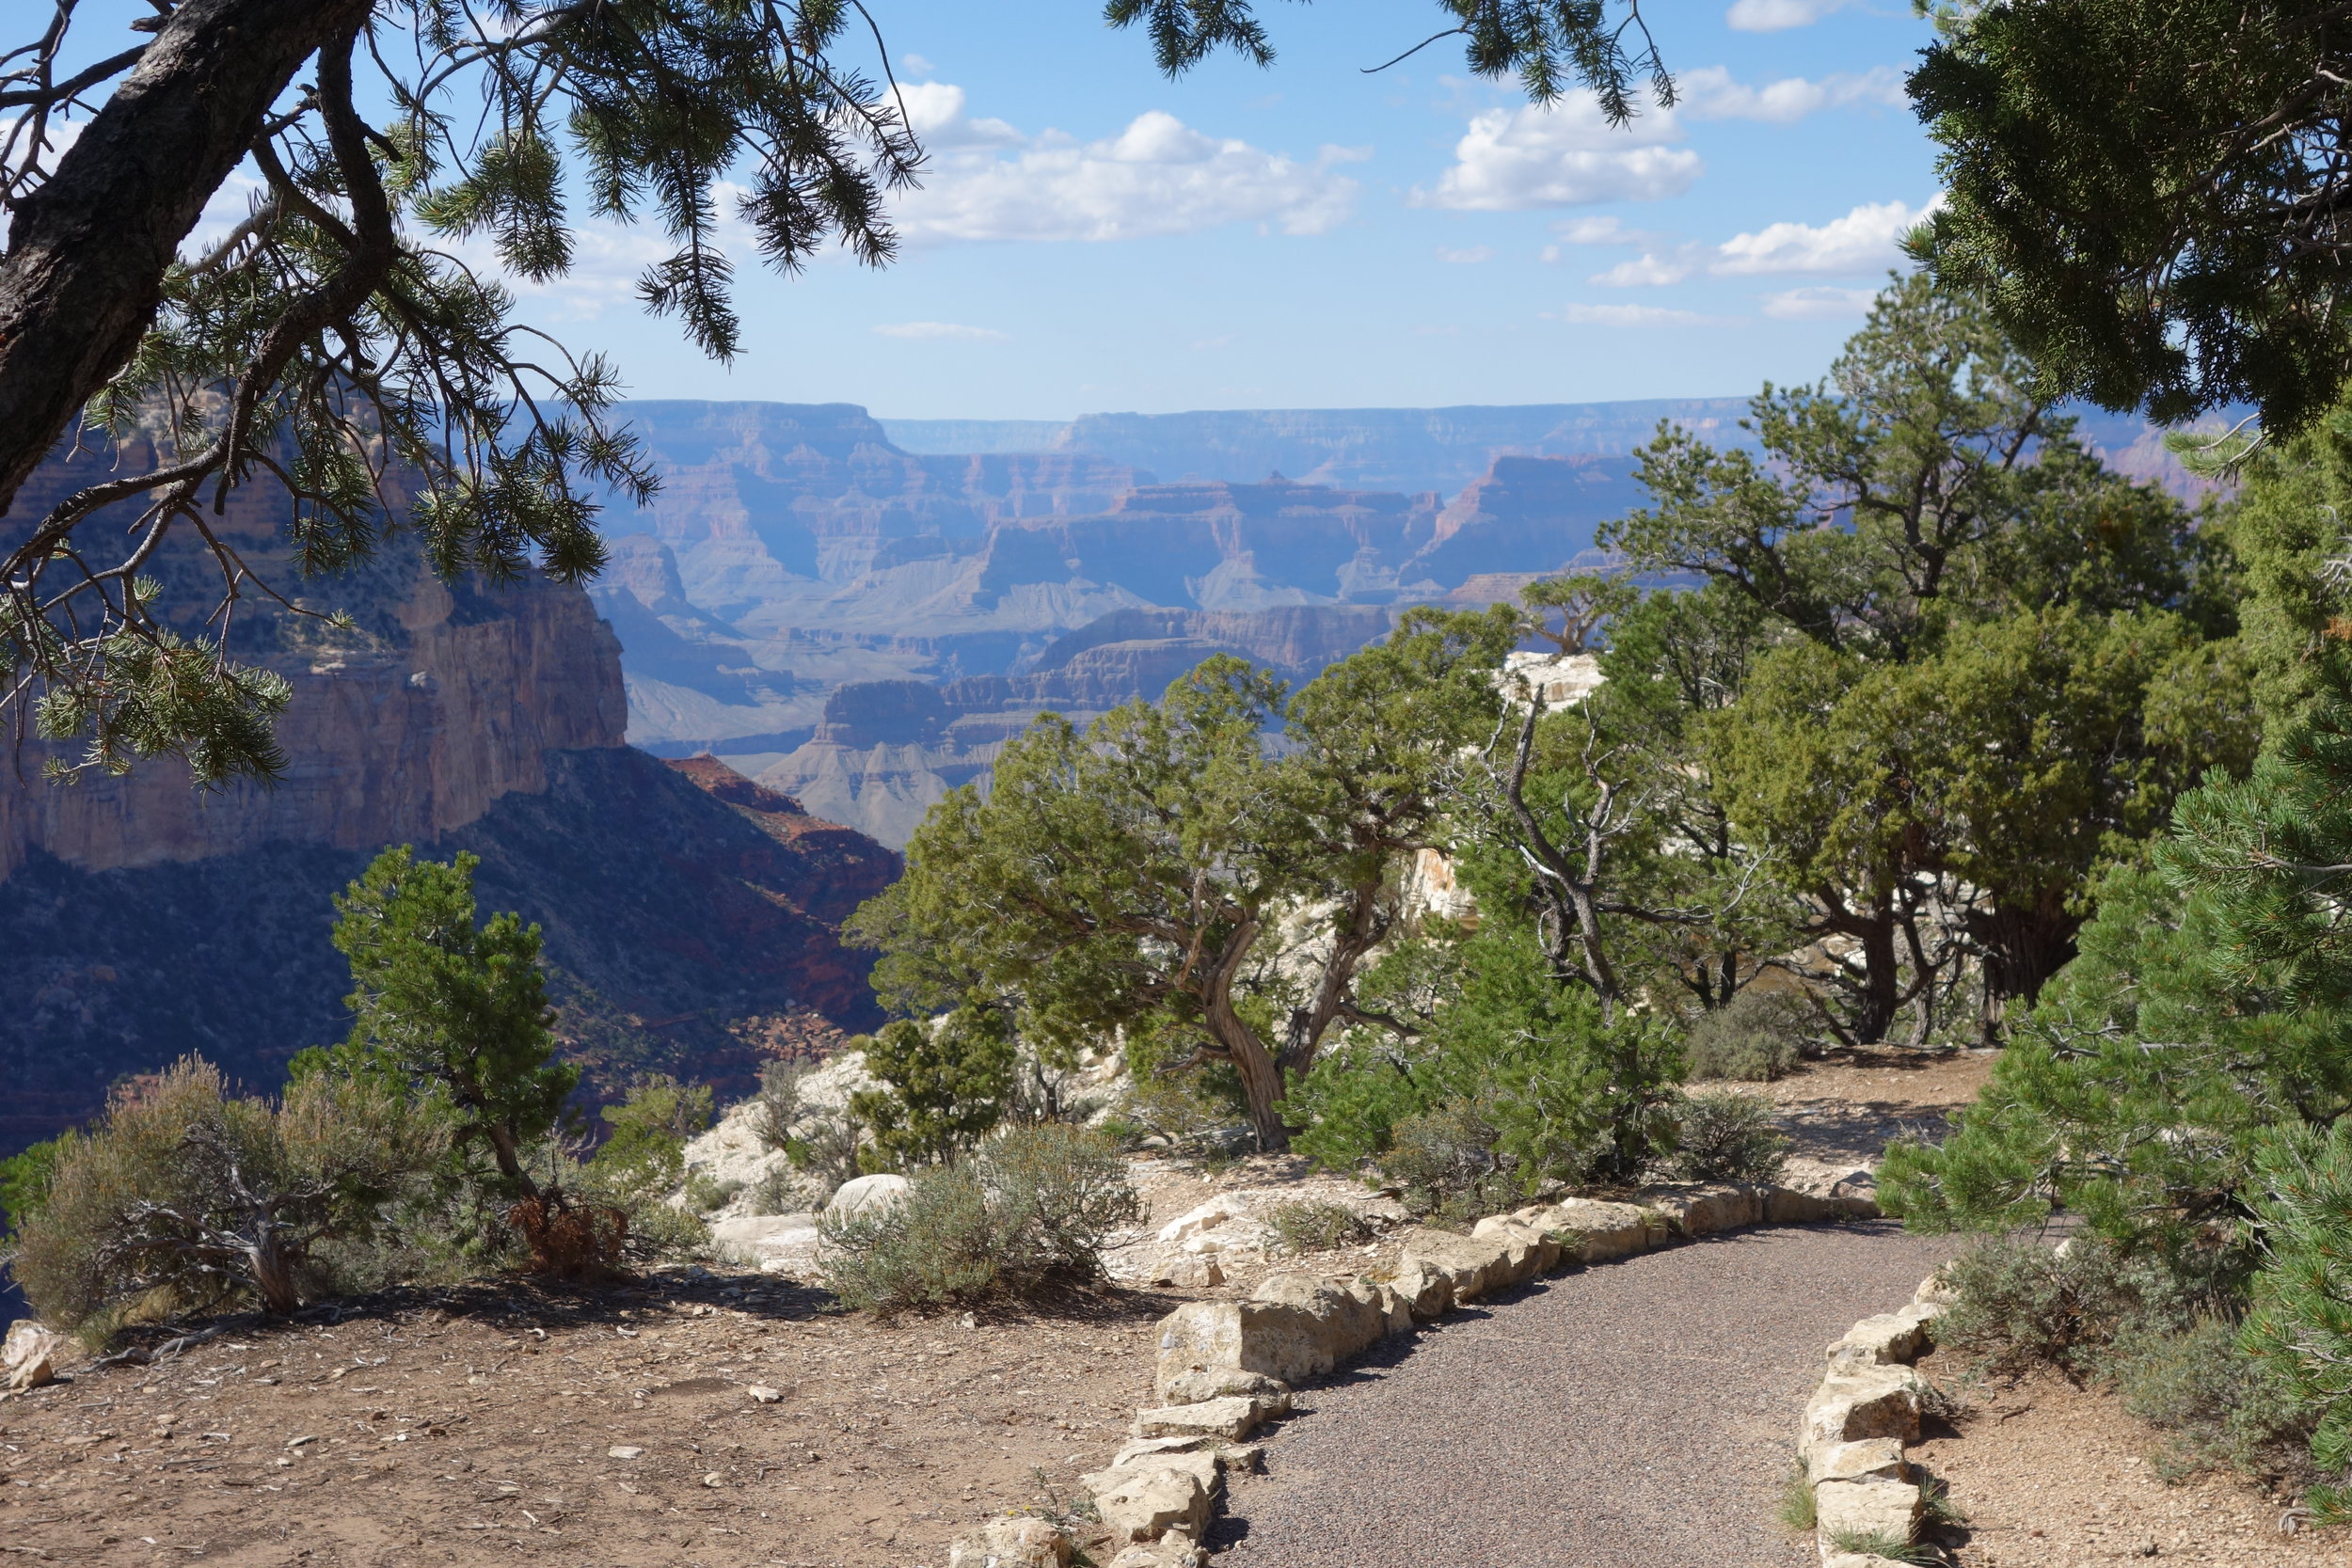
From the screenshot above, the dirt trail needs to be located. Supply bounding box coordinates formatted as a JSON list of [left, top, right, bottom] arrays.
[[1210, 1221, 1955, 1568]]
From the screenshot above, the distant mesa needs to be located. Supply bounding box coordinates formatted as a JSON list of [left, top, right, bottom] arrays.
[[596, 400, 1687, 845]]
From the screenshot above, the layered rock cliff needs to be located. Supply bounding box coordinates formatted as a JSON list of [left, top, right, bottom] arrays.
[[0, 442, 894, 1155]]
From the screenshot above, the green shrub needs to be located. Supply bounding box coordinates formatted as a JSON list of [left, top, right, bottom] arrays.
[[0, 1133, 70, 1239], [820, 1123, 1141, 1313], [1668, 1089, 1790, 1183], [1934, 1232, 2193, 1379], [589, 1075, 713, 1196], [2110, 1317, 2312, 1483], [1379, 1101, 1520, 1227], [1684, 988, 1815, 1081], [2242, 1120, 2352, 1515], [9, 1058, 446, 1331], [1263, 1199, 1374, 1255], [850, 1008, 1017, 1170], [1302, 928, 1684, 1192]]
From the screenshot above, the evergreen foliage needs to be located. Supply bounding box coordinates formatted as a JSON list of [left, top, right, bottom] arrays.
[[1910, 0, 2352, 433], [301, 846, 577, 1205], [588, 1075, 714, 1196], [2244, 1121, 2352, 1518], [850, 1011, 1019, 1169], [0, 0, 1677, 781]]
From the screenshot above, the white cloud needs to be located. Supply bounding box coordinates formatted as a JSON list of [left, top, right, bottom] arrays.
[[1437, 245, 1495, 263], [873, 321, 1010, 341], [891, 96, 1362, 243], [1550, 303, 1714, 326], [1413, 94, 1701, 211], [1726, 0, 1851, 31], [1761, 285, 1880, 320], [1678, 65, 1905, 124], [889, 81, 1022, 149], [1552, 215, 1649, 245], [1590, 250, 1696, 287], [901, 53, 936, 76], [1713, 198, 1933, 276]]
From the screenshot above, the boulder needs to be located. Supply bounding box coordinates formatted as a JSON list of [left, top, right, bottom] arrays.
[[945, 1516, 1071, 1568], [707, 1212, 818, 1266], [1393, 1228, 1518, 1306], [1802, 1365, 1926, 1459], [1109, 1435, 1223, 1469], [1157, 1368, 1291, 1409], [1151, 1275, 1404, 1397], [823, 1174, 909, 1226], [1087, 1458, 1213, 1544], [1469, 1215, 1564, 1275], [1532, 1198, 1660, 1263], [1762, 1185, 1837, 1224], [1635, 1182, 1764, 1235], [1386, 1255, 1456, 1321], [1810, 1438, 1909, 1486], [1913, 1270, 1958, 1309], [1814, 1477, 1923, 1544], [1826, 1306, 1938, 1372], [1155, 1194, 1253, 1247], [1132, 1396, 1282, 1442], [1341, 1275, 1415, 1337], [2, 1321, 63, 1392], [1104, 1532, 1209, 1568]]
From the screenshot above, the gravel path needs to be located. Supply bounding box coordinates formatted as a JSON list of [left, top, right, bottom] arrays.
[[1209, 1221, 1955, 1567]]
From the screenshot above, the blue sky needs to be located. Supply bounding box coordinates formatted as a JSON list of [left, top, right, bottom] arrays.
[[268, 2, 1947, 420]]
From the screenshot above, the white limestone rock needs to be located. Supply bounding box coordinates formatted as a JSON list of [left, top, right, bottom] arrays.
[[2, 1321, 62, 1392], [823, 1173, 910, 1226], [945, 1516, 1071, 1568], [1802, 1365, 1927, 1460]]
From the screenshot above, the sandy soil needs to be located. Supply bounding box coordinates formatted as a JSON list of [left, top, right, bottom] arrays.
[[4, 1047, 2296, 1568], [0, 1271, 1169, 1568], [1911, 1355, 2342, 1567]]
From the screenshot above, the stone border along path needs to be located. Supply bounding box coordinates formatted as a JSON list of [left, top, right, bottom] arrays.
[[1804, 1274, 1956, 1568], [943, 1180, 1943, 1568]]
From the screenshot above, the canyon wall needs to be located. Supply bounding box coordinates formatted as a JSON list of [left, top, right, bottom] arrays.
[[0, 441, 894, 1155]]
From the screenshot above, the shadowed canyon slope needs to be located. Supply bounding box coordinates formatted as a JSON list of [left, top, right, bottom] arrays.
[[0, 442, 894, 1156]]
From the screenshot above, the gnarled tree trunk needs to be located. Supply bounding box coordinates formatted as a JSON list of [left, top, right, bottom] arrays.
[[0, 0, 373, 520]]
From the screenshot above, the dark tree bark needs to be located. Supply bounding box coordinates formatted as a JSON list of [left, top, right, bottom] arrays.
[[0, 0, 372, 521], [1967, 892, 2082, 1043]]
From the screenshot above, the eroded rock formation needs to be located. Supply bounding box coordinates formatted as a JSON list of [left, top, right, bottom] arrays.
[[0, 440, 894, 1155]]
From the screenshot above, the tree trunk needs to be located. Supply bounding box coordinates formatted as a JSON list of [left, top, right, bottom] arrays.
[[0, 0, 373, 520], [244, 1224, 300, 1316], [1200, 919, 1289, 1152], [1850, 902, 1902, 1045], [1966, 893, 2082, 1044], [1277, 879, 1390, 1082]]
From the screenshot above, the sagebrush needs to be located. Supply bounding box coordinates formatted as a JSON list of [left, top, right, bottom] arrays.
[[820, 1124, 1141, 1313]]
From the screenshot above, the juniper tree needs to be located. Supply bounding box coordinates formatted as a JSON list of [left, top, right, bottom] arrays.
[[1910, 0, 2352, 435], [850, 613, 1520, 1154], [1882, 648, 2352, 1283], [850, 1010, 1019, 1170], [0, 0, 1677, 784], [1602, 277, 2243, 1038], [300, 845, 575, 1205]]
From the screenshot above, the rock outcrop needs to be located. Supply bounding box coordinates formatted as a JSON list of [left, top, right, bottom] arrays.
[[0, 441, 896, 1155]]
